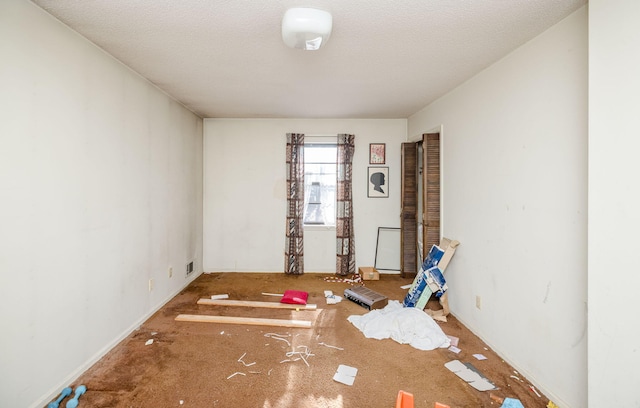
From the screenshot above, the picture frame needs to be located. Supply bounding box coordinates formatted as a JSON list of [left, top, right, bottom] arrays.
[[367, 167, 389, 198], [374, 227, 401, 271], [369, 143, 386, 164]]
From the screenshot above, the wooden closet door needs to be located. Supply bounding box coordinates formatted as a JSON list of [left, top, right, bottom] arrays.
[[422, 133, 441, 256], [401, 142, 418, 278]]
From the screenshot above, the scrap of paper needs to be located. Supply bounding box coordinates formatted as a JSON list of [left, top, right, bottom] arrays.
[[447, 335, 459, 347], [444, 360, 496, 391], [333, 364, 358, 386], [324, 290, 342, 304], [448, 345, 461, 354]]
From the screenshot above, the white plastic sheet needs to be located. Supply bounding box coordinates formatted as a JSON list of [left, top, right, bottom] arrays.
[[347, 300, 451, 350]]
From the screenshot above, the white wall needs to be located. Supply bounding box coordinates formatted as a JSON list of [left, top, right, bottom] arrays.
[[588, 1, 640, 406], [0, 3, 203, 407], [203, 119, 406, 273], [408, 8, 587, 408]]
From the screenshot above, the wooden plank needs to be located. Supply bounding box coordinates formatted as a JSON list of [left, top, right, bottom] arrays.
[[175, 314, 312, 328], [197, 299, 317, 310]]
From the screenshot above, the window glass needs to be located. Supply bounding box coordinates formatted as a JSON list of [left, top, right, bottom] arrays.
[[304, 144, 337, 226]]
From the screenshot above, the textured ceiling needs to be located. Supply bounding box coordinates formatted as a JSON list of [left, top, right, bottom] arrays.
[[31, 0, 586, 119]]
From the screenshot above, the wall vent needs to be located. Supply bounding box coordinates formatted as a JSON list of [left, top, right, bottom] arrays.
[[186, 261, 194, 275]]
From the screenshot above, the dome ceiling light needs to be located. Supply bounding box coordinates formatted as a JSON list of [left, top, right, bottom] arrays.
[[281, 7, 333, 51]]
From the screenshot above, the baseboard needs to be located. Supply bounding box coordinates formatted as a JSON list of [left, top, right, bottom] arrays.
[[31, 271, 202, 408]]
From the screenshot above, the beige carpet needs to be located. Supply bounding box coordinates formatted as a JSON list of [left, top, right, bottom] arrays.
[[56, 272, 550, 408]]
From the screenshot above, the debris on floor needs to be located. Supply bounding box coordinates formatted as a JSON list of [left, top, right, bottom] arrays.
[[333, 364, 358, 386], [226, 372, 246, 380], [448, 345, 461, 354], [210, 294, 229, 300], [395, 390, 414, 408], [348, 300, 450, 350], [264, 332, 292, 347], [280, 289, 309, 305], [324, 271, 363, 285], [490, 393, 505, 404], [176, 296, 315, 328], [359, 266, 379, 280], [197, 298, 317, 310], [500, 397, 525, 408], [65, 385, 87, 408], [261, 292, 283, 297], [403, 245, 444, 309], [47, 386, 71, 408], [175, 314, 312, 328], [447, 335, 459, 347], [403, 238, 460, 316], [425, 308, 447, 322], [529, 385, 542, 397], [318, 342, 344, 350], [283, 345, 315, 366], [237, 352, 256, 366], [444, 360, 496, 391], [344, 285, 388, 310], [324, 290, 342, 304]]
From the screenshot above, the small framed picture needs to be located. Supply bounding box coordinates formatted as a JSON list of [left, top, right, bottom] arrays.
[[369, 143, 386, 164], [368, 167, 389, 198]]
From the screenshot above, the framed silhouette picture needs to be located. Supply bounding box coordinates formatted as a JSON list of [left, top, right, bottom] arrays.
[[367, 167, 389, 198], [369, 143, 386, 164]]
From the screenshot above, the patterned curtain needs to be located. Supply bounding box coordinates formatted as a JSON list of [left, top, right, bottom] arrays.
[[336, 134, 356, 276], [285, 133, 305, 275]]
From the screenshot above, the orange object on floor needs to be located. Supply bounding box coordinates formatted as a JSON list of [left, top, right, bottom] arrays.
[[434, 403, 451, 408], [395, 390, 414, 408]]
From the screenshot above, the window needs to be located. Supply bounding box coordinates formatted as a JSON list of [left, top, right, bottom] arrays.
[[303, 144, 337, 226]]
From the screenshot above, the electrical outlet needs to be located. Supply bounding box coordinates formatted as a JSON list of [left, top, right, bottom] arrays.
[[168, 266, 173, 278], [148, 279, 153, 292], [475, 295, 482, 310]]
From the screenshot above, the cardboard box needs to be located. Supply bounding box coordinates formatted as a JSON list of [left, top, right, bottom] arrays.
[[438, 237, 460, 272], [403, 245, 444, 308], [358, 266, 379, 280]]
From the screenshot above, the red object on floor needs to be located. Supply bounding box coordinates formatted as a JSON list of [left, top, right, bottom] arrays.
[[396, 390, 414, 408], [434, 403, 451, 408], [280, 290, 308, 305]]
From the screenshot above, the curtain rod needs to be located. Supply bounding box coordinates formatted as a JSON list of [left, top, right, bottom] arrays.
[[304, 134, 337, 137]]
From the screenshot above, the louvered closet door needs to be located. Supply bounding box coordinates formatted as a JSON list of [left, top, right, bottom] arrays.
[[401, 142, 418, 278], [422, 133, 441, 257]]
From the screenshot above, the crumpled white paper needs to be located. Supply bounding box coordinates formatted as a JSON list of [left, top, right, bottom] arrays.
[[347, 300, 451, 350]]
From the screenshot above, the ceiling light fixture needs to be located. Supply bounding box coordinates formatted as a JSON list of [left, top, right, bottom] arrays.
[[282, 8, 332, 51]]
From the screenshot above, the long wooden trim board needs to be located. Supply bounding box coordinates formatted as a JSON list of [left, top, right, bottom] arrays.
[[197, 298, 317, 310], [175, 314, 312, 328]]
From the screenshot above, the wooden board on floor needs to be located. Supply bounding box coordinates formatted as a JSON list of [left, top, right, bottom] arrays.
[[175, 314, 312, 328], [197, 298, 317, 310]]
